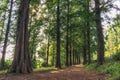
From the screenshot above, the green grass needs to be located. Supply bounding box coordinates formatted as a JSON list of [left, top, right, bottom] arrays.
[[85, 62, 120, 80], [0, 70, 7, 75], [0, 66, 56, 75], [34, 66, 57, 72]]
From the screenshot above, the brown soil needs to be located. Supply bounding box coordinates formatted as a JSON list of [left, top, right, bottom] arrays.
[[0, 65, 108, 80]]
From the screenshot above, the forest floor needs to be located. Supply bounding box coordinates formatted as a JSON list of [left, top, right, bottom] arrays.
[[0, 65, 108, 80]]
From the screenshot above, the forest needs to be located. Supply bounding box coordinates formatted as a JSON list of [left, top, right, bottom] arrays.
[[0, 0, 120, 80]]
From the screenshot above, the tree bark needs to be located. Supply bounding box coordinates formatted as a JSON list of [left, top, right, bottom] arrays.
[[9, 0, 32, 73], [56, 0, 61, 68], [94, 0, 104, 65], [0, 0, 13, 70]]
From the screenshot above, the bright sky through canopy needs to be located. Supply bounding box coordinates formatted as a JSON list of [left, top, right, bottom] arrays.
[[0, 0, 120, 60]]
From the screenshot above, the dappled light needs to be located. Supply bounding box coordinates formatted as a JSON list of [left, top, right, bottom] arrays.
[[0, 65, 108, 80], [0, 0, 120, 79]]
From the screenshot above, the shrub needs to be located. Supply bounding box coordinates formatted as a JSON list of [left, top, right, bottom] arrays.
[[112, 52, 120, 61], [4, 60, 12, 69], [85, 62, 120, 80]]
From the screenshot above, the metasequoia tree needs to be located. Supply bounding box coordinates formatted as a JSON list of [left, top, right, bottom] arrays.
[[94, 0, 104, 65], [56, 0, 61, 68], [9, 0, 32, 73], [66, 0, 70, 67]]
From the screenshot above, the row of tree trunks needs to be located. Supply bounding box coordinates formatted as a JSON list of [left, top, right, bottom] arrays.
[[83, 0, 91, 65], [73, 49, 81, 65], [82, 0, 104, 65], [0, 0, 105, 73], [65, 0, 81, 66]]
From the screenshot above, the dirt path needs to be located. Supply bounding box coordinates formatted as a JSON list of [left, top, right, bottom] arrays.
[[0, 65, 108, 80]]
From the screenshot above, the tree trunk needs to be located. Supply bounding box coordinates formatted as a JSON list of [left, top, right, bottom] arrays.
[[9, 0, 32, 73], [46, 36, 50, 66], [69, 14, 72, 66], [69, 42, 72, 66], [66, 0, 70, 67], [94, 0, 104, 65], [72, 48, 75, 65], [56, 0, 61, 68], [87, 22, 91, 64], [86, 0, 91, 64], [0, 0, 13, 70], [83, 31, 87, 64], [52, 45, 55, 66]]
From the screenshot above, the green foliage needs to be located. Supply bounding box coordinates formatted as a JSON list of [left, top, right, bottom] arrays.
[[112, 52, 120, 61], [0, 60, 12, 70], [31, 59, 37, 68], [4, 60, 12, 69], [85, 62, 120, 80]]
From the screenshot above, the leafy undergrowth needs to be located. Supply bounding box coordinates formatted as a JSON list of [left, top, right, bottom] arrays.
[[85, 62, 120, 80]]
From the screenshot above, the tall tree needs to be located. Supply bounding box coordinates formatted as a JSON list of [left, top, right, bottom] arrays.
[[86, 0, 91, 64], [94, 0, 104, 65], [56, 0, 61, 68], [0, 0, 13, 69], [66, 0, 70, 67], [9, 0, 32, 73]]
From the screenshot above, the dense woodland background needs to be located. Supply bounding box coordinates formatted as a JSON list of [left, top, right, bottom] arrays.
[[0, 0, 120, 79]]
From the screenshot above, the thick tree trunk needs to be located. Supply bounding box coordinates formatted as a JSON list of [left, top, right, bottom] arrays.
[[0, 0, 13, 70], [94, 0, 104, 65], [56, 0, 61, 68], [9, 0, 32, 73]]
